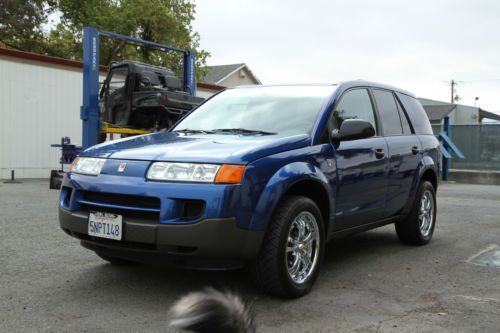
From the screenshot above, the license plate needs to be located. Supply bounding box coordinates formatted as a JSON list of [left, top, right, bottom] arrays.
[[88, 211, 122, 240]]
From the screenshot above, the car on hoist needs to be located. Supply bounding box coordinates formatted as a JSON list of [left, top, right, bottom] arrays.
[[100, 60, 204, 135]]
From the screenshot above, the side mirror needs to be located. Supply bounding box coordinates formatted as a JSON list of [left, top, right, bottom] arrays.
[[331, 119, 375, 142]]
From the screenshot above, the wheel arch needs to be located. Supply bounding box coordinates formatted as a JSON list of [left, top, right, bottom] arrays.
[[249, 162, 334, 232], [402, 159, 438, 215], [421, 168, 438, 190]]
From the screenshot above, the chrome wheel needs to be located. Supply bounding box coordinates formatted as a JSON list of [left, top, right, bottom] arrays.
[[419, 190, 434, 238], [286, 211, 320, 284]]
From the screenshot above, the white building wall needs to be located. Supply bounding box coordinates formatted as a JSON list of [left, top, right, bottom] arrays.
[[0, 54, 219, 179], [0, 56, 89, 179], [454, 105, 480, 125]]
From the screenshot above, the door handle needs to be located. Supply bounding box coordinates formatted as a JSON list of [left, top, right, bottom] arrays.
[[411, 146, 420, 155], [375, 148, 385, 159]]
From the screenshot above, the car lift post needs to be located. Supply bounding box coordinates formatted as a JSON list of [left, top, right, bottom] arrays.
[[438, 116, 464, 181], [80, 26, 197, 149], [442, 116, 451, 181]]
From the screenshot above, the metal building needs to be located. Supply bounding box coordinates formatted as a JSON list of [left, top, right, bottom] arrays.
[[0, 48, 224, 179]]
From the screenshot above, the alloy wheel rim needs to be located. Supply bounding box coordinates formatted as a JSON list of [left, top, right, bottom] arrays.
[[286, 211, 320, 284], [419, 190, 434, 238]]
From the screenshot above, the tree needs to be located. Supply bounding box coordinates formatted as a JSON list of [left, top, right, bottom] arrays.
[[0, 0, 54, 53], [1, 0, 209, 78]]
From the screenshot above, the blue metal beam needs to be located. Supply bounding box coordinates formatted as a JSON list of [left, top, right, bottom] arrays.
[[439, 143, 452, 159], [81, 26, 101, 149], [99, 30, 188, 53], [183, 51, 196, 95], [439, 132, 465, 159], [80, 26, 196, 150]]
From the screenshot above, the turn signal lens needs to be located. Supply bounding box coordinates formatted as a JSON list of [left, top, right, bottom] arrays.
[[68, 156, 79, 172], [215, 164, 245, 184]]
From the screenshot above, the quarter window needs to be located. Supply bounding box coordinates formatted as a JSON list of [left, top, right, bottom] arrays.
[[330, 89, 377, 132], [397, 93, 433, 135], [373, 89, 403, 136]]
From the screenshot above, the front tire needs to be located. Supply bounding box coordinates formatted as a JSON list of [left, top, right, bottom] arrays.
[[395, 180, 436, 245], [252, 195, 325, 298]]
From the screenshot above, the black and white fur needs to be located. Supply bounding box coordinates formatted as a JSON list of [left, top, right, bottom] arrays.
[[169, 288, 256, 333]]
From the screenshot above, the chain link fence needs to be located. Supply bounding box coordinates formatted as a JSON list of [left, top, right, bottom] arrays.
[[433, 124, 500, 171]]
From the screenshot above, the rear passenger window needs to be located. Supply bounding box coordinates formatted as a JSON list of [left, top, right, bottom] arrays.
[[331, 89, 377, 132], [395, 97, 412, 134], [397, 93, 433, 135], [372, 89, 402, 136]]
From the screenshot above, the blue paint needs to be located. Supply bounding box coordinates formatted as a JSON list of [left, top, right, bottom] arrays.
[[61, 82, 440, 235], [81, 27, 101, 149], [438, 116, 465, 181]]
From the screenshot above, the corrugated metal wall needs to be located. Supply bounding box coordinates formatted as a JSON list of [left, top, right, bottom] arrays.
[[0, 56, 103, 179]]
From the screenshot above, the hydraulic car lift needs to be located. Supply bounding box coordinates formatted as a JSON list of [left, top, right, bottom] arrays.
[[50, 26, 197, 188], [81, 26, 197, 149]]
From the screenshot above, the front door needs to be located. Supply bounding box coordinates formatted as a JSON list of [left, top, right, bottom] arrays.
[[328, 88, 389, 230]]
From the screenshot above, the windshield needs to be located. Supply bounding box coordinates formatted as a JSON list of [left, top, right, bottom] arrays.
[[173, 86, 336, 136]]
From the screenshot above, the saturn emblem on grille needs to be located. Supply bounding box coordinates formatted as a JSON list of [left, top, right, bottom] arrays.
[[118, 163, 127, 172]]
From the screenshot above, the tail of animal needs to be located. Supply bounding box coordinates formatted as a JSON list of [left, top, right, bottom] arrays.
[[168, 288, 256, 333]]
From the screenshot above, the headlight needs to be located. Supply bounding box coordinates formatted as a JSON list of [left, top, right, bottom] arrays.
[[146, 162, 220, 182], [146, 162, 246, 184], [70, 157, 106, 176]]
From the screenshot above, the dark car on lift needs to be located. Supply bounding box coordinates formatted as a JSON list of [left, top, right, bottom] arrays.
[[59, 81, 440, 298], [99, 60, 204, 133]]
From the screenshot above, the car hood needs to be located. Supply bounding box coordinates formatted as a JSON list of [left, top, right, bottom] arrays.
[[82, 132, 311, 164]]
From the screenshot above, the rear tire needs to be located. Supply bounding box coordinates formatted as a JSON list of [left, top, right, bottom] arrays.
[[395, 180, 436, 245], [251, 195, 325, 298], [96, 252, 139, 266]]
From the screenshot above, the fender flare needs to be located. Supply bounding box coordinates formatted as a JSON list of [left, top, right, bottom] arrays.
[[402, 155, 438, 215], [249, 162, 335, 230]]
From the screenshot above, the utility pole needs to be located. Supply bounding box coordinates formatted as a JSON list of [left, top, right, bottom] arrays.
[[450, 79, 456, 104]]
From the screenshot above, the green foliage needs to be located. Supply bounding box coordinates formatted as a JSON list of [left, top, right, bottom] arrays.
[[0, 0, 209, 78], [0, 0, 55, 52]]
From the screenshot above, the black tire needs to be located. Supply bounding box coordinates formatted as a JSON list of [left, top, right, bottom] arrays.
[[251, 195, 325, 298], [395, 180, 436, 245], [96, 252, 139, 266]]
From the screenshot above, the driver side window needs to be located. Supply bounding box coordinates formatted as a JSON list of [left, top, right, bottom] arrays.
[[108, 67, 128, 94], [328, 89, 377, 134]]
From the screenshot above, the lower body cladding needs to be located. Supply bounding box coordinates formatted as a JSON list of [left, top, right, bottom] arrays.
[[59, 207, 264, 270]]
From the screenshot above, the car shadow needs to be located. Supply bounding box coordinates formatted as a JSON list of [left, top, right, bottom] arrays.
[[66, 226, 405, 302]]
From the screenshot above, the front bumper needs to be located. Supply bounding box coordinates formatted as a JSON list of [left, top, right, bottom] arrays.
[[59, 207, 264, 269]]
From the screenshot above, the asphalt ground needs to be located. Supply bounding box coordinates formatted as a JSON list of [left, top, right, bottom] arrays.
[[1, 180, 499, 332]]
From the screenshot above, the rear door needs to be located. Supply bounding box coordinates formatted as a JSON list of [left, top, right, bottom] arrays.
[[372, 89, 421, 217], [330, 88, 389, 230]]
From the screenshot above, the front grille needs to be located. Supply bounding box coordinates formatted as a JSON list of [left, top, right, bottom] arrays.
[[81, 191, 160, 209], [78, 191, 160, 221], [80, 204, 160, 221]]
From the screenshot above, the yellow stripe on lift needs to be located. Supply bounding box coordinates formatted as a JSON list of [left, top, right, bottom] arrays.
[[101, 122, 152, 135]]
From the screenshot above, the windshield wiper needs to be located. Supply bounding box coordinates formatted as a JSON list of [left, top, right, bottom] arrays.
[[173, 129, 215, 134], [211, 128, 277, 135]]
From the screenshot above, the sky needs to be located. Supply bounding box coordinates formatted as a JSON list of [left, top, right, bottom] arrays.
[[193, 0, 500, 114]]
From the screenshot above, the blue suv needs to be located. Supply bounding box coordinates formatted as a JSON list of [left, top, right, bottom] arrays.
[[59, 81, 439, 297]]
